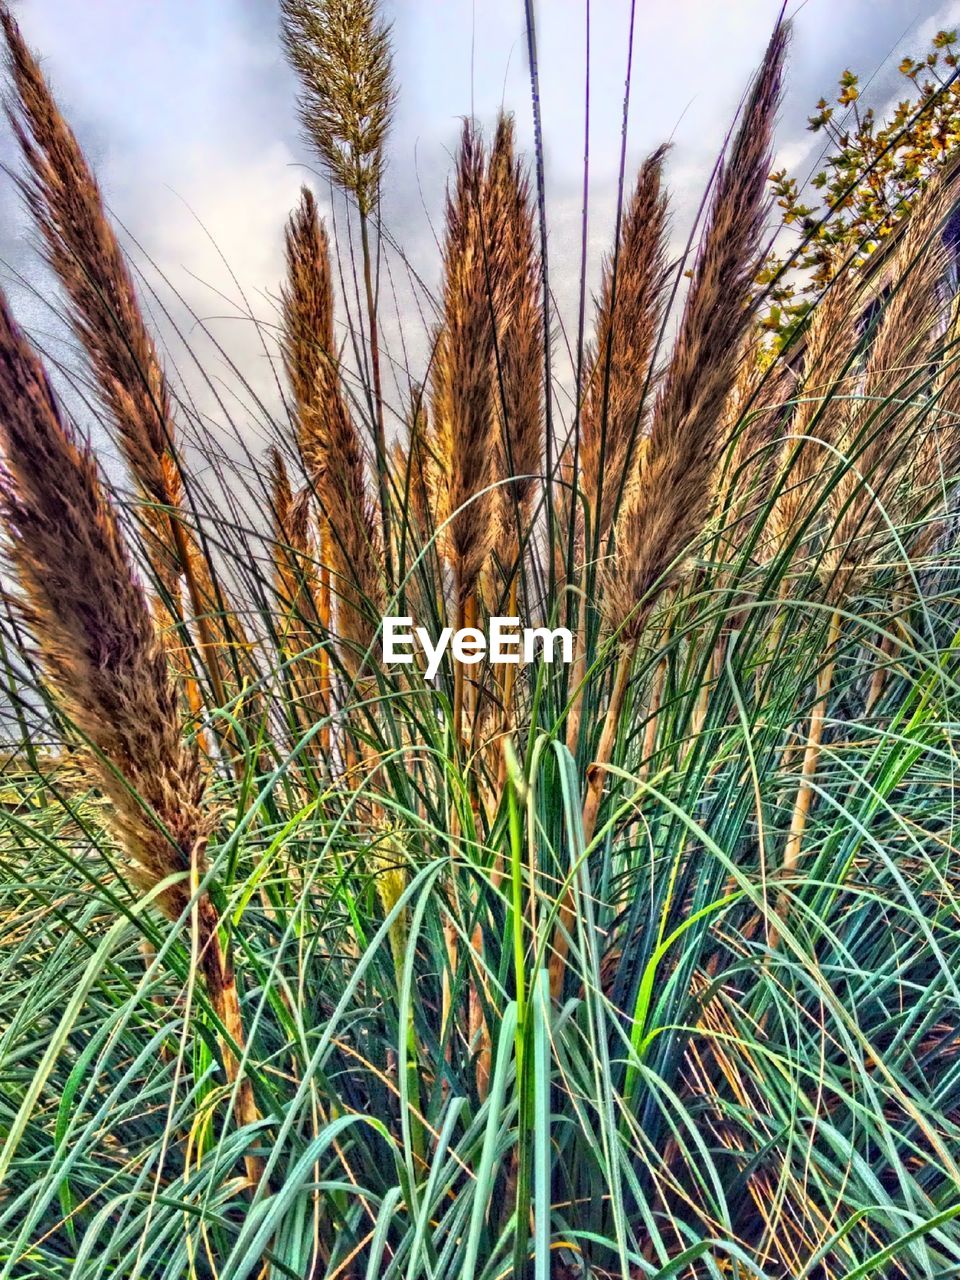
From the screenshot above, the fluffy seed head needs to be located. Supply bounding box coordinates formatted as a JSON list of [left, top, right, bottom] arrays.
[[1, 6, 183, 593], [0, 290, 211, 918], [484, 114, 544, 543], [437, 121, 498, 604], [280, 0, 396, 217], [604, 24, 789, 642], [280, 188, 384, 675], [582, 147, 671, 546], [768, 267, 862, 559]]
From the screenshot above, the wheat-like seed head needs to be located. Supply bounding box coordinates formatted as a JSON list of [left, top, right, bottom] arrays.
[[909, 291, 960, 556], [581, 146, 671, 548], [484, 113, 544, 556], [437, 121, 499, 606], [280, 188, 384, 676], [0, 6, 185, 596], [280, 0, 396, 217], [0, 290, 211, 919], [281, 186, 336, 448], [604, 25, 789, 644], [715, 339, 795, 561]]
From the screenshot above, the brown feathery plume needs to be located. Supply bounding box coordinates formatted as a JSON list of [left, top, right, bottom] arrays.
[[481, 115, 543, 796], [681, 352, 765, 744], [908, 293, 960, 557], [432, 124, 501, 1083], [280, 0, 397, 584], [270, 447, 326, 732], [602, 27, 788, 651], [681, 347, 795, 745], [280, 0, 395, 219], [0, 6, 178, 589], [281, 187, 384, 682], [280, 186, 336, 731], [389, 418, 433, 583], [566, 152, 670, 753], [717, 341, 793, 551], [324, 407, 383, 686], [549, 24, 789, 999], [581, 147, 671, 548], [0, 7, 243, 719], [863, 287, 960, 714], [441, 121, 499, 611], [0, 291, 263, 1184], [435, 121, 499, 742], [701, 342, 795, 691], [388, 437, 411, 521], [401, 389, 435, 549], [755, 269, 861, 740], [485, 113, 544, 557], [281, 187, 336, 474]]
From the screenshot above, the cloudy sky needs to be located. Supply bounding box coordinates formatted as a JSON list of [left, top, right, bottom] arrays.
[[0, 0, 958, 443]]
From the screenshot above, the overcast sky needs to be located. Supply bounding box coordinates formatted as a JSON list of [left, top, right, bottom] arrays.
[[1, 0, 958, 448]]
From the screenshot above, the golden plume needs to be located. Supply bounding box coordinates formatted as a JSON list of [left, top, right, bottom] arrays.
[[0, 289, 262, 1179], [0, 6, 245, 717], [280, 187, 384, 681], [581, 147, 670, 547]]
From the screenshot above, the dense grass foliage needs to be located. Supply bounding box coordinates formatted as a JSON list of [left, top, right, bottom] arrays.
[[1, 6, 960, 1279]]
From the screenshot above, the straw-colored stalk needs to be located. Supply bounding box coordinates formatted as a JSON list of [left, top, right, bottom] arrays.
[[769, 608, 841, 951], [547, 24, 788, 999], [686, 346, 794, 743], [0, 292, 263, 1185], [280, 0, 397, 584], [0, 8, 239, 718], [316, 524, 332, 757], [270, 448, 327, 735]]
